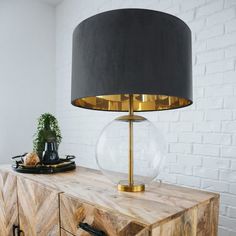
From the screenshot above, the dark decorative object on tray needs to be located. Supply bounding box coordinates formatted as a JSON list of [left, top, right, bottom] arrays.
[[33, 113, 62, 159], [42, 139, 60, 165], [12, 154, 76, 174]]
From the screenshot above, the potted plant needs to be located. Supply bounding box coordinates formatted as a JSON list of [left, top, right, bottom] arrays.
[[33, 113, 62, 159]]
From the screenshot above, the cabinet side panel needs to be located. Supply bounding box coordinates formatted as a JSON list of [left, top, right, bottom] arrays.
[[17, 176, 60, 236], [152, 197, 219, 236], [0, 170, 18, 236], [210, 196, 219, 236], [152, 207, 198, 236]]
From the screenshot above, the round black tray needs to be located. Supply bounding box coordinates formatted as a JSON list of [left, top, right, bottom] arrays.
[[12, 154, 76, 174]]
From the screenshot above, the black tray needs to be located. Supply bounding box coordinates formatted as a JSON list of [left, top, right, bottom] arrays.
[[12, 154, 76, 174]]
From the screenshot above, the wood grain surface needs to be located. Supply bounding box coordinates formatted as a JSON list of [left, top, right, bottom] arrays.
[[0, 165, 219, 236], [0, 170, 18, 236], [61, 229, 74, 236], [17, 176, 60, 236], [60, 193, 148, 236]]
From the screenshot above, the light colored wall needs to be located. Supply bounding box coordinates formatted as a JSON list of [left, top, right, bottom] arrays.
[[55, 0, 236, 235], [0, 0, 56, 162]]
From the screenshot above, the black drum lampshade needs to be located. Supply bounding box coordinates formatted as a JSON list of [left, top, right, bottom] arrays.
[[71, 9, 192, 192]]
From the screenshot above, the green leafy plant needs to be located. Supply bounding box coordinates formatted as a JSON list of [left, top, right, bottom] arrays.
[[33, 113, 62, 158]]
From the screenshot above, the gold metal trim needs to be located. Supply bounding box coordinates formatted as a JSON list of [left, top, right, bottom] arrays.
[[118, 181, 145, 192], [72, 94, 191, 111], [115, 115, 146, 122]]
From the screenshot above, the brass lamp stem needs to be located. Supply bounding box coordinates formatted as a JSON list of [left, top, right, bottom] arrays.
[[117, 95, 145, 192], [128, 94, 134, 186]]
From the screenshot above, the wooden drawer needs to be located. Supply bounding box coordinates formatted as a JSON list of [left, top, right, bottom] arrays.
[[60, 193, 149, 236], [61, 229, 74, 236]]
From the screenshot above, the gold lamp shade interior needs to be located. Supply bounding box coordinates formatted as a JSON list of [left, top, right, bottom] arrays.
[[72, 94, 192, 112]]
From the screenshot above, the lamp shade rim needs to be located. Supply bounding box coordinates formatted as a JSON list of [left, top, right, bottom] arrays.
[[71, 93, 193, 112]]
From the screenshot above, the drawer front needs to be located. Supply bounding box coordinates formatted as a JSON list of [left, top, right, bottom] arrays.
[[17, 176, 60, 236], [60, 193, 149, 236], [61, 229, 74, 236]]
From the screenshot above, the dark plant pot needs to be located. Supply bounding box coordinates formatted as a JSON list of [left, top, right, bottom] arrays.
[[42, 141, 59, 165]]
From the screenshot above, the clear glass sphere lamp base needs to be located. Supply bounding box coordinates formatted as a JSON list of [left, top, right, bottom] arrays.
[[96, 95, 165, 192]]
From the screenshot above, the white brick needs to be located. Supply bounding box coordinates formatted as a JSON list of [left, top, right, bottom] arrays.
[[224, 97, 236, 109], [231, 160, 236, 170], [225, 19, 236, 33], [195, 73, 224, 87], [221, 146, 236, 158], [223, 71, 236, 84], [170, 143, 192, 154], [179, 10, 195, 22], [166, 133, 178, 143], [220, 170, 236, 182], [179, 133, 202, 143], [170, 164, 193, 175], [197, 49, 224, 64], [196, 97, 223, 109], [233, 136, 236, 146], [203, 133, 231, 145], [181, 0, 206, 11], [228, 207, 236, 218], [188, 18, 205, 32], [194, 87, 204, 98], [177, 175, 201, 187], [222, 121, 236, 133], [196, 0, 223, 18], [205, 85, 234, 97], [202, 179, 229, 192], [193, 40, 207, 53], [177, 155, 202, 166], [158, 172, 177, 184], [224, 0, 236, 7], [193, 167, 219, 179], [165, 153, 177, 164], [203, 157, 230, 168], [206, 8, 235, 27], [158, 111, 179, 121], [221, 193, 236, 207], [207, 31, 236, 49], [170, 122, 192, 132], [225, 45, 236, 58], [206, 59, 234, 74], [230, 184, 236, 194], [193, 144, 220, 156], [195, 121, 221, 132], [180, 110, 204, 122], [205, 110, 232, 121], [198, 24, 224, 41], [220, 205, 228, 216], [193, 64, 205, 76], [219, 215, 236, 231]]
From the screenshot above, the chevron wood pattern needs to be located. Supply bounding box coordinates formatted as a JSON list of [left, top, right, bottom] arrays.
[[61, 229, 74, 236], [0, 166, 219, 236], [0, 170, 18, 236], [17, 176, 60, 236], [60, 193, 149, 236], [151, 196, 219, 236]]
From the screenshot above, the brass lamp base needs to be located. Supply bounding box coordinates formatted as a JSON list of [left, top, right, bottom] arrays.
[[117, 180, 145, 192]]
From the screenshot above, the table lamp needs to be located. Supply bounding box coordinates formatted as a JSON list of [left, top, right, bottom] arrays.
[[71, 9, 192, 192]]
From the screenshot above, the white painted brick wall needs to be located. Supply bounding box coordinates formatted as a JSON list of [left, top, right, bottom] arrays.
[[55, 0, 236, 234]]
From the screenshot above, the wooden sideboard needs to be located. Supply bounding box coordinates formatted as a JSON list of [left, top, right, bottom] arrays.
[[0, 165, 219, 236]]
